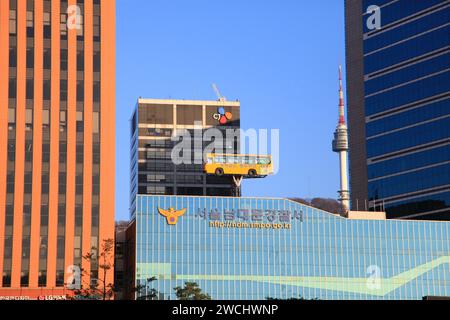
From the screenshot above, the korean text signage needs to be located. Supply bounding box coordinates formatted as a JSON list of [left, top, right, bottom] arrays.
[[0, 295, 67, 300], [157, 207, 304, 230], [196, 208, 303, 230]]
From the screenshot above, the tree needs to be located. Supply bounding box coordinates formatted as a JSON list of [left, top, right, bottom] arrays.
[[72, 238, 115, 300], [136, 276, 159, 300], [174, 282, 211, 300]]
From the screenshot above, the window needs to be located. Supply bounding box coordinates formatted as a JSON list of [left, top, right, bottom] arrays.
[[26, 79, 34, 100], [8, 109, 15, 126], [42, 110, 50, 128], [93, 51, 100, 72], [26, 6, 34, 37], [60, 111, 66, 125], [25, 109, 33, 131], [93, 112, 99, 134], [60, 80, 67, 101], [257, 158, 271, 165], [43, 48, 51, 69], [43, 80, 50, 100], [8, 78, 16, 99], [60, 13, 67, 37], [43, 11, 51, 38], [9, 10, 17, 35], [9, 47, 17, 68], [26, 48, 34, 68], [77, 50, 84, 71], [76, 111, 83, 133], [76, 81, 84, 102], [93, 81, 100, 102], [76, 11, 84, 37], [60, 49, 67, 71], [26, 11, 33, 27]]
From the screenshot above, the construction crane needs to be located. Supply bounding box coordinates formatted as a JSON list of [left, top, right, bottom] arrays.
[[212, 83, 226, 102]]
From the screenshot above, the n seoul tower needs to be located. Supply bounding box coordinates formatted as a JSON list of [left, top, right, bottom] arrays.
[[332, 66, 350, 211]]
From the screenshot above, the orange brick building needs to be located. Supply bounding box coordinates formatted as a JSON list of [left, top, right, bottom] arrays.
[[0, 0, 115, 298]]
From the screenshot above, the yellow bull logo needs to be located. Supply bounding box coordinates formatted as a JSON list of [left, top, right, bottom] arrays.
[[158, 207, 186, 225]]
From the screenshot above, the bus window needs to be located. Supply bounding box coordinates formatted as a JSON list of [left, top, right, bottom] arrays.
[[227, 157, 236, 164], [216, 157, 225, 164]]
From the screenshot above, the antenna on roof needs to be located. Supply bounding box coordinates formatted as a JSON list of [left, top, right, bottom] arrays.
[[212, 83, 226, 102]]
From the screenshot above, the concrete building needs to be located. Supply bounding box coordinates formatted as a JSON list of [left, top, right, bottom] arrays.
[[114, 221, 129, 300], [0, 0, 115, 298], [345, 0, 450, 219], [129, 98, 241, 217]]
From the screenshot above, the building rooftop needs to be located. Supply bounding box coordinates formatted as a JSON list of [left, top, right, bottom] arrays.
[[137, 97, 240, 106]]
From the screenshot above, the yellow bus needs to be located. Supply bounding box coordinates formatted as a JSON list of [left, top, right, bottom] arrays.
[[204, 154, 274, 177]]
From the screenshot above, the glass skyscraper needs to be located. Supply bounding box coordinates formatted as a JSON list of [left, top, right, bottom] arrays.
[[345, 0, 450, 219], [131, 195, 450, 300]]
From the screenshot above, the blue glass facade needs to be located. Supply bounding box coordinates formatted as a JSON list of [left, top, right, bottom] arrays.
[[361, 0, 450, 219], [133, 195, 450, 300]]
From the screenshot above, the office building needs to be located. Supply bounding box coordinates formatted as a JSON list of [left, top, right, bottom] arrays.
[[114, 221, 129, 300], [345, 0, 450, 219], [0, 0, 115, 298], [128, 194, 450, 300], [129, 98, 241, 217]]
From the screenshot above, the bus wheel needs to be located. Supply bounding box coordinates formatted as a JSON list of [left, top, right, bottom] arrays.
[[248, 169, 257, 177], [215, 168, 224, 176]]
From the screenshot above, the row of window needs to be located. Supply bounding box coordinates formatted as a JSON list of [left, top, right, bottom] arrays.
[[366, 70, 450, 116], [9, 0, 100, 41], [368, 163, 450, 200], [364, 52, 449, 97], [367, 116, 450, 158], [364, 25, 449, 75], [366, 97, 450, 138], [364, 6, 449, 54], [9, 77, 102, 102], [7, 108, 100, 134], [362, 0, 445, 34], [385, 191, 450, 219], [368, 143, 450, 180]]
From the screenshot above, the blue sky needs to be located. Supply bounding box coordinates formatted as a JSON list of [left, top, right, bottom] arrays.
[[116, 0, 346, 220]]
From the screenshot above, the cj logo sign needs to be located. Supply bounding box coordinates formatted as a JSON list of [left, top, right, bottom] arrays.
[[67, 5, 82, 31], [366, 5, 381, 31], [213, 107, 233, 125]]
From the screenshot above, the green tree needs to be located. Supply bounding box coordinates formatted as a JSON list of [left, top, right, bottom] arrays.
[[136, 277, 159, 300], [174, 282, 211, 300], [72, 238, 115, 300]]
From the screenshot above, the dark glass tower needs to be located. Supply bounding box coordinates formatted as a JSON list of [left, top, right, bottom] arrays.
[[345, 0, 450, 219]]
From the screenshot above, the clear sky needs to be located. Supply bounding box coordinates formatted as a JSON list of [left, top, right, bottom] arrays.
[[116, 0, 346, 221]]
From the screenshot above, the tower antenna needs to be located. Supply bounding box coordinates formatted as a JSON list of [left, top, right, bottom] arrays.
[[332, 65, 350, 212]]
